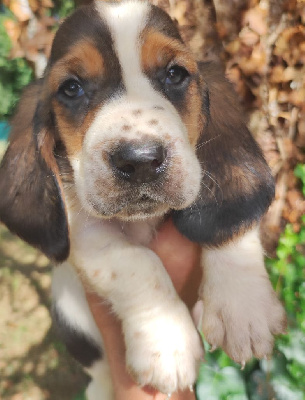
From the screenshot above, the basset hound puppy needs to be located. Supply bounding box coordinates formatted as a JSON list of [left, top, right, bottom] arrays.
[[0, 1, 286, 399]]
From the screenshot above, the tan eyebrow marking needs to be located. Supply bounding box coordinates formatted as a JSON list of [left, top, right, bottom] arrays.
[[141, 29, 198, 74], [49, 40, 105, 91], [47, 40, 105, 156], [141, 29, 203, 147]]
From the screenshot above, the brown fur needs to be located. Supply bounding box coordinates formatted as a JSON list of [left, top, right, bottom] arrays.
[[172, 62, 275, 245], [0, 82, 69, 261], [141, 29, 204, 145], [49, 40, 105, 91]]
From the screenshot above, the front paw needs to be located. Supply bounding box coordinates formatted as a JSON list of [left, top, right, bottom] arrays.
[[200, 278, 286, 364], [123, 302, 203, 394]]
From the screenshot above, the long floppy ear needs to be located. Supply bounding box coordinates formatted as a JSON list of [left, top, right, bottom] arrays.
[[173, 62, 275, 245], [0, 81, 69, 262]]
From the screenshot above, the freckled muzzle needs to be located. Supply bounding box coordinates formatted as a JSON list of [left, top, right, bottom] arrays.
[[110, 140, 168, 184], [74, 98, 202, 219]]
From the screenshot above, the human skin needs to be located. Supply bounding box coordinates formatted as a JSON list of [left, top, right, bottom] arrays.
[[86, 217, 202, 400]]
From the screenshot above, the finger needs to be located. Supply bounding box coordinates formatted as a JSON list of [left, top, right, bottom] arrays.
[[150, 217, 201, 306]]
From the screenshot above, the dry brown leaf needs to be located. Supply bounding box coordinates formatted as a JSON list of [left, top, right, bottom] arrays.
[[287, 189, 302, 207], [170, 1, 188, 25], [41, 0, 53, 8], [283, 66, 299, 81], [239, 27, 260, 46], [289, 88, 305, 107], [238, 44, 267, 75], [226, 65, 250, 99], [269, 65, 284, 83], [6, 0, 33, 21], [282, 137, 296, 159], [275, 25, 305, 65], [277, 90, 290, 103], [3, 19, 21, 48], [298, 116, 305, 138], [283, 0, 298, 12], [242, 5, 267, 36], [28, 0, 39, 12], [225, 39, 241, 55], [278, 111, 292, 121]]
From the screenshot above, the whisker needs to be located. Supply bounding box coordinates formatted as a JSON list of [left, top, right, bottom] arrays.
[[203, 170, 222, 191], [54, 153, 69, 159], [196, 135, 220, 150], [200, 181, 219, 206]]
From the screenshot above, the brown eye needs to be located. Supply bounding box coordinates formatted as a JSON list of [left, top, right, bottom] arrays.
[[165, 66, 189, 86], [59, 79, 84, 98]]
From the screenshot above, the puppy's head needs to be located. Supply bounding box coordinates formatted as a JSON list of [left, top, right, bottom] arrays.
[[0, 0, 274, 262], [48, 0, 204, 220]]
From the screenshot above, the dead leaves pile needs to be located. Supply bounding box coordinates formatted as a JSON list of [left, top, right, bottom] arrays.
[[3, 0, 56, 77], [221, 0, 305, 250]]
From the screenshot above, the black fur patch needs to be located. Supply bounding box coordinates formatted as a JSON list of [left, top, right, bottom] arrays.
[[53, 304, 102, 368], [172, 62, 275, 246], [50, 4, 115, 67], [147, 5, 183, 41], [172, 184, 274, 245]]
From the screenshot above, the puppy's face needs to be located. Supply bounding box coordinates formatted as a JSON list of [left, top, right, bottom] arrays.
[[0, 0, 274, 261], [47, 0, 205, 220]]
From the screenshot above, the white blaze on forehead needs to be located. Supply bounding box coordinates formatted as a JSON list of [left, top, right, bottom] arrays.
[[72, 2, 202, 217], [95, 0, 154, 97]]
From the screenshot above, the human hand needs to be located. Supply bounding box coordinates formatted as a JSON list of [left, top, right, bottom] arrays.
[[86, 217, 202, 400]]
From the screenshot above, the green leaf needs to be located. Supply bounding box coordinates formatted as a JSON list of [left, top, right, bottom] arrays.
[[72, 389, 86, 400], [0, 17, 33, 119], [272, 375, 304, 400], [197, 365, 247, 399], [277, 330, 305, 366]]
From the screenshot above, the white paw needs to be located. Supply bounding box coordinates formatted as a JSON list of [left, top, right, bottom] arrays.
[[199, 277, 286, 364], [123, 302, 203, 394]]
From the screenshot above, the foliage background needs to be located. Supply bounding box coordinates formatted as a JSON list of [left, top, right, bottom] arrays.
[[0, 0, 305, 399]]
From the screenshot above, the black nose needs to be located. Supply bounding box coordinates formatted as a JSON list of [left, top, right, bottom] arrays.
[[110, 141, 167, 183]]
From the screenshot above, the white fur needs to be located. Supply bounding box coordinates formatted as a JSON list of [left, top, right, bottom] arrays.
[[199, 227, 285, 363], [52, 263, 103, 349], [66, 209, 203, 393], [86, 360, 114, 400], [72, 98, 201, 219], [70, 0, 202, 219], [97, 0, 150, 96]]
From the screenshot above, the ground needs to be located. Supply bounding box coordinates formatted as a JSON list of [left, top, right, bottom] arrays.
[[0, 223, 88, 400]]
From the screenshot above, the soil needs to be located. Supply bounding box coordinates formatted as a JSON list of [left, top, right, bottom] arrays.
[[0, 223, 88, 400]]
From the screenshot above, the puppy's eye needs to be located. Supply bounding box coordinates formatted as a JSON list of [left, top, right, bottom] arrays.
[[165, 65, 189, 86], [59, 79, 84, 98]]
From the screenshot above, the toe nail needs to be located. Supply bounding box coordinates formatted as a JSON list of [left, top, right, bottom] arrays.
[[189, 385, 194, 392], [241, 361, 246, 370]]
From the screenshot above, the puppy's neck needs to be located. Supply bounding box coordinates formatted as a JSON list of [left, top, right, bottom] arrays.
[[66, 196, 162, 249]]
